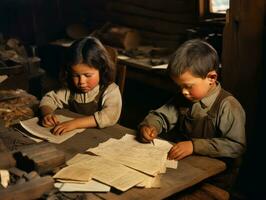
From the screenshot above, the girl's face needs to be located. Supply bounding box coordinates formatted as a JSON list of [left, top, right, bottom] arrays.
[[70, 64, 100, 93], [171, 70, 217, 102]]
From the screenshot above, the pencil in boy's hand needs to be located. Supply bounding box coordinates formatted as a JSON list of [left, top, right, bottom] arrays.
[[151, 140, 155, 146]]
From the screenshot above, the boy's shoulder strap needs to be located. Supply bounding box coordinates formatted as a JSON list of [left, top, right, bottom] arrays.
[[207, 88, 232, 118]]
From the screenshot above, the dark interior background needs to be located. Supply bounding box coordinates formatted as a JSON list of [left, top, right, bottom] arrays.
[[0, 0, 265, 198]]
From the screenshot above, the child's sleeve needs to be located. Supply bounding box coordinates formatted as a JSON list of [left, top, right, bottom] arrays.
[[192, 96, 246, 158], [93, 83, 122, 128], [39, 89, 69, 111], [139, 97, 179, 134]]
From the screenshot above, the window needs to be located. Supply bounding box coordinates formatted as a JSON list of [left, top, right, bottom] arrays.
[[209, 0, 229, 14]]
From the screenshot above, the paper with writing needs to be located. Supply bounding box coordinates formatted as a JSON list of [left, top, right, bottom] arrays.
[[61, 134, 178, 191], [66, 153, 95, 166], [87, 134, 178, 176], [72, 155, 149, 191]]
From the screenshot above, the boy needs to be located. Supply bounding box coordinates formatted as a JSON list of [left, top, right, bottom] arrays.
[[138, 39, 246, 191]]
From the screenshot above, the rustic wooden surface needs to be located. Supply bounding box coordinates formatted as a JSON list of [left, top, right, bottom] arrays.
[[1, 109, 226, 199], [18, 142, 65, 175], [0, 176, 54, 200], [51, 112, 226, 200], [106, 0, 199, 48]]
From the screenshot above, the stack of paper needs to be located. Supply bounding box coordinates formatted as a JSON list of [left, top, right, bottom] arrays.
[[53, 163, 111, 192], [88, 134, 177, 172], [53, 134, 178, 192]]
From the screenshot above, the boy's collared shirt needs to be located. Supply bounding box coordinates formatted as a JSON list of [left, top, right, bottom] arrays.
[[190, 83, 221, 117], [140, 83, 246, 158]]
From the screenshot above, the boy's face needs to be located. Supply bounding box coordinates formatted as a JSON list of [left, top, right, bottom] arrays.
[[171, 70, 217, 102], [71, 63, 100, 93]]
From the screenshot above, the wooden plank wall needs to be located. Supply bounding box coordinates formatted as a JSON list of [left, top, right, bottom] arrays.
[[222, 0, 264, 198], [222, 0, 264, 137], [0, 0, 108, 45], [105, 0, 200, 48]]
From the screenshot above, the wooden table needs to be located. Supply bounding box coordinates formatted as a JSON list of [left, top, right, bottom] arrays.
[[0, 106, 226, 200], [53, 122, 226, 200]]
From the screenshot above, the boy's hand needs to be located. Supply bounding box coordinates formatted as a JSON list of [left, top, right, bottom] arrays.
[[167, 141, 193, 160], [139, 125, 158, 143], [51, 120, 76, 135], [42, 114, 59, 127]]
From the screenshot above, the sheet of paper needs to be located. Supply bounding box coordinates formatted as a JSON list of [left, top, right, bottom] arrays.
[[20, 115, 85, 144], [14, 127, 43, 143], [166, 160, 178, 169], [54, 180, 111, 192], [53, 165, 92, 182], [66, 153, 165, 189], [73, 155, 148, 191], [115, 147, 167, 176], [66, 153, 95, 165], [56, 179, 87, 184], [87, 134, 178, 174]]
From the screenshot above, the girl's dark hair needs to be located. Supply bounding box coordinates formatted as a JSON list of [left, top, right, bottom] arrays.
[[61, 36, 115, 89], [167, 39, 219, 78]]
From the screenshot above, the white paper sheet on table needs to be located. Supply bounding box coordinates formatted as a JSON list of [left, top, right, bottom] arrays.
[[19, 115, 85, 144], [54, 179, 111, 192]]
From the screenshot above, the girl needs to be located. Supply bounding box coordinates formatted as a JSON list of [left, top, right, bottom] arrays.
[[39, 36, 122, 135]]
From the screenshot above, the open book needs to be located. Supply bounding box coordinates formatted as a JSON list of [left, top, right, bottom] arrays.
[[19, 115, 85, 144]]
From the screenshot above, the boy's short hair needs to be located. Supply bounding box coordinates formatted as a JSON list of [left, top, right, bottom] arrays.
[[167, 39, 219, 78]]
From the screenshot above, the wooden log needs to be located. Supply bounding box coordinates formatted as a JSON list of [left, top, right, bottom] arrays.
[[96, 24, 141, 50], [0, 176, 54, 200]]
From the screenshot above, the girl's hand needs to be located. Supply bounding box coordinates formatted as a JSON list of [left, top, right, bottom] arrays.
[[42, 114, 59, 127], [51, 120, 76, 135], [167, 141, 193, 160], [139, 125, 158, 143]]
